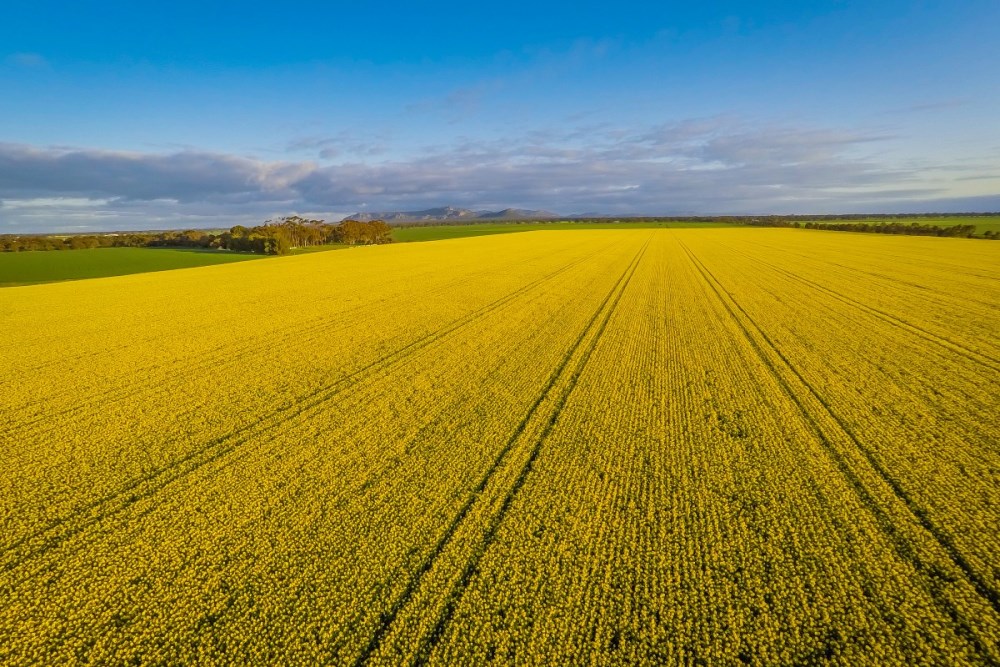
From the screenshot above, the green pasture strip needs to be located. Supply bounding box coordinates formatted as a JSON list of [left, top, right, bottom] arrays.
[[0, 247, 263, 287], [390, 220, 736, 243]]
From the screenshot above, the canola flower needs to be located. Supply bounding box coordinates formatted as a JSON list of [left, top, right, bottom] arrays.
[[0, 229, 997, 665]]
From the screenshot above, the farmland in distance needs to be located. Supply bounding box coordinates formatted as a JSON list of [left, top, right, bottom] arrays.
[[0, 229, 998, 665], [0, 246, 264, 287]]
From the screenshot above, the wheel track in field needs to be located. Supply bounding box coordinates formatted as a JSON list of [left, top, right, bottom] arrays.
[[713, 240, 1000, 372], [406, 241, 649, 667], [0, 244, 617, 573], [736, 238, 1000, 309], [1, 242, 602, 433], [349, 236, 651, 667], [756, 236, 1000, 281], [678, 239, 1000, 663], [2, 239, 612, 451], [8, 247, 555, 377], [1, 306, 372, 438], [711, 239, 1000, 449], [131, 255, 637, 654]]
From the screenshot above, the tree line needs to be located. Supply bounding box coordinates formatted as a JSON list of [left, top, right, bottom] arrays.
[[804, 221, 988, 238], [0, 217, 393, 254], [746, 218, 994, 238]]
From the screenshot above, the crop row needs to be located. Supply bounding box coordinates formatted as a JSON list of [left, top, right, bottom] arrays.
[[1, 229, 997, 664]]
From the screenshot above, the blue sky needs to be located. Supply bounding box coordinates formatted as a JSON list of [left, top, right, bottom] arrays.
[[1, 1, 998, 231]]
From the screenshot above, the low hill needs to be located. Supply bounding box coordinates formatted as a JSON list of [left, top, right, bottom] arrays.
[[478, 208, 560, 220], [343, 206, 559, 222]]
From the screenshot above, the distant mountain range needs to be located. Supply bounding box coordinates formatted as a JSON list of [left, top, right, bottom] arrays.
[[342, 206, 560, 223]]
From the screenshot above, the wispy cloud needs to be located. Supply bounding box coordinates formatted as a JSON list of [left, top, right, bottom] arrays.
[[285, 133, 389, 160], [882, 98, 971, 115], [0, 117, 995, 232], [404, 80, 507, 122], [0, 143, 311, 203], [4, 52, 49, 68]]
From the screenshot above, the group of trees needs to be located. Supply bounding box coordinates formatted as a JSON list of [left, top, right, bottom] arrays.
[[0, 233, 158, 252], [4, 213, 995, 253], [0, 216, 393, 255], [745, 218, 990, 238], [219, 217, 392, 253], [803, 221, 981, 237]]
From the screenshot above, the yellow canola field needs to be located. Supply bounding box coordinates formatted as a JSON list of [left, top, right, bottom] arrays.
[[0, 229, 998, 665]]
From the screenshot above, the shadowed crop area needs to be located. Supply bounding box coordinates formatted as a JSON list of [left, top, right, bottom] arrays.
[[1, 229, 998, 665]]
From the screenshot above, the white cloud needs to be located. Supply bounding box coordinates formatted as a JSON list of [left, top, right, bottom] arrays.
[[0, 117, 996, 232], [2, 197, 111, 209]]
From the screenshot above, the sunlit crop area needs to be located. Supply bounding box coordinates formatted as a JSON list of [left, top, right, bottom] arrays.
[[1, 229, 998, 665]]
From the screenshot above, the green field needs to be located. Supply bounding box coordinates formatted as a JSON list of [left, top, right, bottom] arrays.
[[390, 220, 736, 243], [391, 217, 1000, 243], [4, 217, 996, 287], [0, 247, 263, 287]]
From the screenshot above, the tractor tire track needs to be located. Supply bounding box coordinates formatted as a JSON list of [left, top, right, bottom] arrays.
[[350, 237, 651, 667], [404, 237, 650, 667], [736, 238, 1000, 309], [714, 240, 1000, 371], [678, 238, 1000, 664], [2, 241, 602, 428], [0, 244, 614, 572]]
